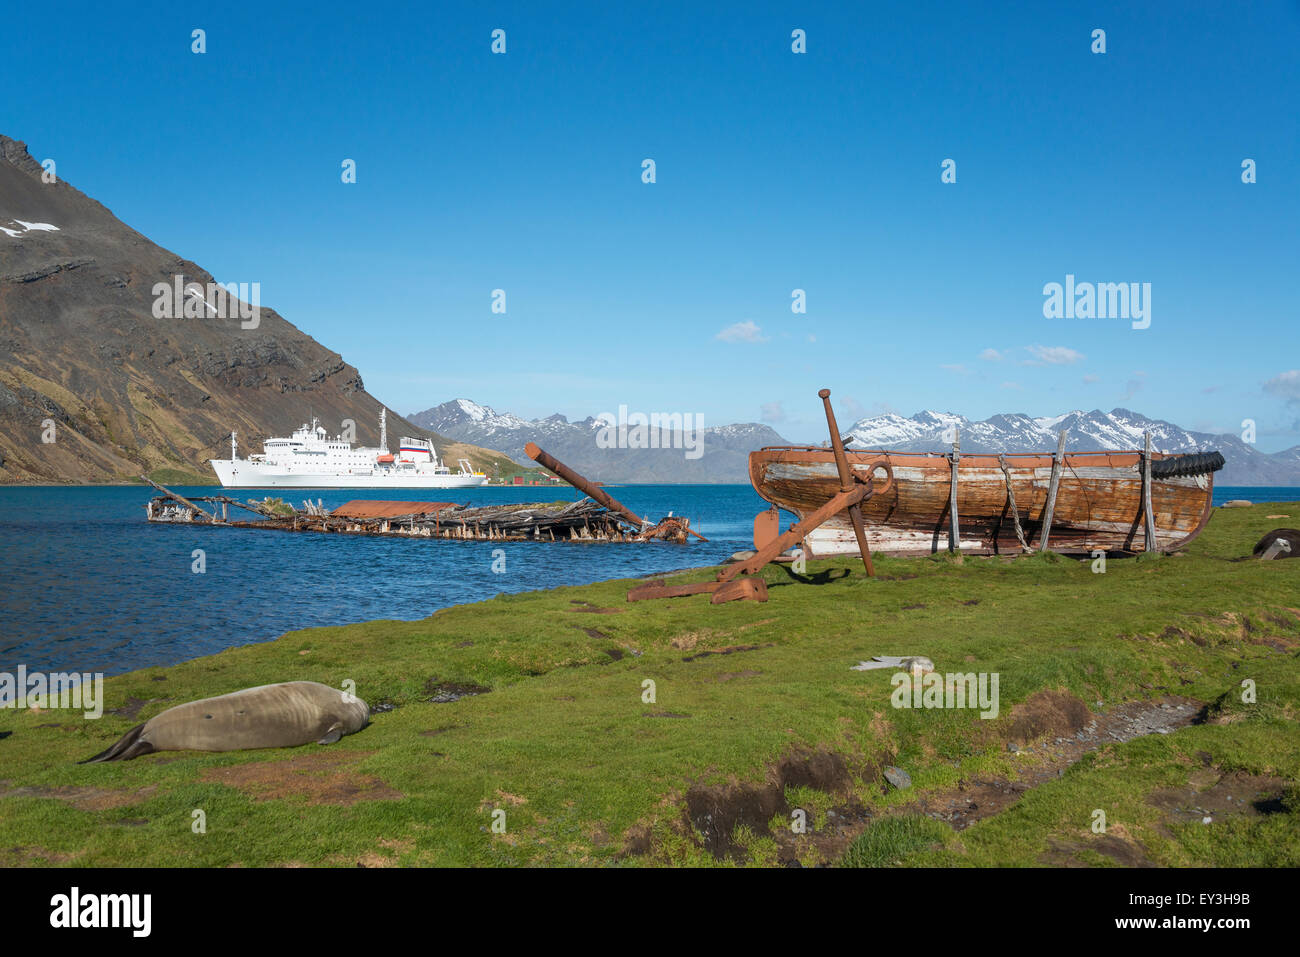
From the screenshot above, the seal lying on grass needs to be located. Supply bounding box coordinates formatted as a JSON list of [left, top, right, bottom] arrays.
[[81, 681, 370, 763]]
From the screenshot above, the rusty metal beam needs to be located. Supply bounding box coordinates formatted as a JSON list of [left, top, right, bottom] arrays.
[[818, 389, 876, 577], [525, 441, 706, 541]]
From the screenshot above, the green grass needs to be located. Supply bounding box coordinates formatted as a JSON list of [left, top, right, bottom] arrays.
[[843, 814, 953, 866], [1, 502, 1298, 867]]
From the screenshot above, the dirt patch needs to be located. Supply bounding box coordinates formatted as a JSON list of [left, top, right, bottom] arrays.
[[901, 603, 926, 610], [575, 626, 611, 640], [1042, 831, 1156, 867], [0, 845, 83, 865], [682, 644, 770, 663], [568, 601, 625, 615], [199, 750, 401, 805], [900, 697, 1201, 834], [773, 697, 1200, 864], [603, 647, 625, 661], [0, 784, 158, 811], [643, 711, 691, 719], [425, 678, 491, 703], [1148, 770, 1290, 823], [109, 696, 167, 719], [680, 748, 856, 859], [418, 725, 459, 737], [714, 670, 761, 682], [1003, 690, 1093, 744]]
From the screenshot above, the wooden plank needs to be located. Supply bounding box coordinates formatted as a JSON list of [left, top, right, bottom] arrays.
[[1143, 431, 1158, 554], [949, 427, 960, 553], [1037, 430, 1069, 551], [998, 453, 1030, 552]]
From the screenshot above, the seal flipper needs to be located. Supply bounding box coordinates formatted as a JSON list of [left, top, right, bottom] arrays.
[[79, 722, 157, 763], [316, 723, 344, 745]]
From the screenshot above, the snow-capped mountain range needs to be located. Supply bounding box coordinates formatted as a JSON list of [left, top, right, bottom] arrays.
[[408, 399, 789, 483], [843, 408, 1298, 485], [410, 399, 1299, 486]]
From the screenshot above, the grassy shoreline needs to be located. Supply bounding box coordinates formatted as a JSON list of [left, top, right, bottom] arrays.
[[2, 503, 1298, 867]]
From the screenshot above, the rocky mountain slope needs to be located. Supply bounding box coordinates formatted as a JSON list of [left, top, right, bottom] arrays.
[[843, 408, 1299, 486], [0, 135, 517, 484], [410, 399, 790, 483]]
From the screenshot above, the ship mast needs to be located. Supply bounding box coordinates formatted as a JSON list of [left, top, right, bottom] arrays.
[[231, 431, 237, 460], [379, 408, 388, 453]]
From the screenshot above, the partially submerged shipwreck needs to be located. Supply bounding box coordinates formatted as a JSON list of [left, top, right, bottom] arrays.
[[143, 445, 703, 545]]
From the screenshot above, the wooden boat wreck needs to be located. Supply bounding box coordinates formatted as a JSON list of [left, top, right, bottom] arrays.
[[750, 395, 1224, 557], [627, 388, 1223, 607]]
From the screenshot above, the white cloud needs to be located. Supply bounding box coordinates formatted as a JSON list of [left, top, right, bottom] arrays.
[[1263, 370, 1300, 402], [979, 348, 1003, 361], [1025, 345, 1085, 365], [1000, 381, 1022, 390], [1121, 371, 1146, 402], [761, 401, 786, 424], [1082, 374, 1100, 384], [715, 320, 768, 344]]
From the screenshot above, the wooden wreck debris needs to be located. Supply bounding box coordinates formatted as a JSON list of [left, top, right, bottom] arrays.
[[142, 477, 698, 545]]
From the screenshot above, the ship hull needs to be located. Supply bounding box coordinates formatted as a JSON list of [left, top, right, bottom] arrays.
[[209, 459, 489, 489], [749, 447, 1216, 556]]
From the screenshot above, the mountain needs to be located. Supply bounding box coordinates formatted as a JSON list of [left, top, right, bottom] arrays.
[[409, 399, 790, 483], [843, 408, 1300, 486], [0, 134, 519, 484]]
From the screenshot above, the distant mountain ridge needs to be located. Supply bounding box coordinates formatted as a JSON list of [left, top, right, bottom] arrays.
[[414, 398, 1299, 486], [409, 399, 790, 483], [843, 408, 1299, 486]]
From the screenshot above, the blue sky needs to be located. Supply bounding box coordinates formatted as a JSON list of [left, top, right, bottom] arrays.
[[5, 1, 1298, 449]]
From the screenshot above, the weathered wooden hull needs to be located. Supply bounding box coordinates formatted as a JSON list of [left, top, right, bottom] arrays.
[[749, 447, 1216, 556]]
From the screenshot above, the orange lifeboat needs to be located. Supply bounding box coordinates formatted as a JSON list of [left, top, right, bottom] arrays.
[[376, 453, 395, 464]]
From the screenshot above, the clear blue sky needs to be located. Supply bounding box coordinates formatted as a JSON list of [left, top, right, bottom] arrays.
[[6, 0, 1298, 449]]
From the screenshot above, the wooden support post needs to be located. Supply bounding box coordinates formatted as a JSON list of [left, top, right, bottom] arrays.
[[1038, 430, 1068, 551], [948, 427, 960, 553], [1142, 431, 1159, 554], [998, 453, 1031, 553], [141, 475, 212, 522]]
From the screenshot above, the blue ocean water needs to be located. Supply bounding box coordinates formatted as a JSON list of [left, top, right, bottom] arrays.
[[0, 484, 1294, 677], [0, 484, 767, 676]]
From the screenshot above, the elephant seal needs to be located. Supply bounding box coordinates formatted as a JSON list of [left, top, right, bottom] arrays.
[[1253, 528, 1300, 560], [81, 681, 369, 763]]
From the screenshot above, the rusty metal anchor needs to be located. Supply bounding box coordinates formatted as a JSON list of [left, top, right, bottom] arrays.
[[626, 388, 892, 603]]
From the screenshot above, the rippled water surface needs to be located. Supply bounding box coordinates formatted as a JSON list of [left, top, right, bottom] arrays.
[[0, 484, 766, 675], [0, 484, 1293, 676]]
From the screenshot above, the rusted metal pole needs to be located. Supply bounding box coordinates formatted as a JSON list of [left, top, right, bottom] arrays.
[[526, 442, 647, 528], [525, 442, 707, 540], [818, 389, 875, 577]]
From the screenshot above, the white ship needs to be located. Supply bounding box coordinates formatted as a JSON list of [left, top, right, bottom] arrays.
[[209, 409, 489, 488]]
